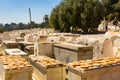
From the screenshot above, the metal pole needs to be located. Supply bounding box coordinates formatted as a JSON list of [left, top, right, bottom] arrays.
[[29, 8, 32, 29]]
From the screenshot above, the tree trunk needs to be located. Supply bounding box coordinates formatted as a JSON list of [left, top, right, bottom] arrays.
[[64, 26, 70, 32], [83, 28, 89, 34]]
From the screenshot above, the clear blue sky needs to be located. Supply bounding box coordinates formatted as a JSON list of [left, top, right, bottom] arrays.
[[0, 0, 61, 24]]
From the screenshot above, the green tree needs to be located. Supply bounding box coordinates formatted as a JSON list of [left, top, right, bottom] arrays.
[[81, 0, 102, 33], [101, 0, 119, 21], [49, 6, 61, 30], [0, 26, 4, 33], [49, 0, 120, 33], [58, 2, 71, 32], [18, 22, 24, 29], [64, 0, 85, 32], [43, 14, 49, 28]]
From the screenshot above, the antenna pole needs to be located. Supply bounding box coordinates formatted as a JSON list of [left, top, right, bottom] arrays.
[[29, 8, 32, 29]]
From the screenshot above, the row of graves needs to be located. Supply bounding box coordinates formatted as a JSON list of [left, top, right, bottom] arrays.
[[0, 28, 120, 80]]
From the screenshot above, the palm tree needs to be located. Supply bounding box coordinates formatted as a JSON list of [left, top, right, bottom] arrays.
[[43, 15, 49, 28]]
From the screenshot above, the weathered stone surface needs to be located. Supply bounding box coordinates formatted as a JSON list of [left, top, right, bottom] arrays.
[[54, 43, 93, 64]]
